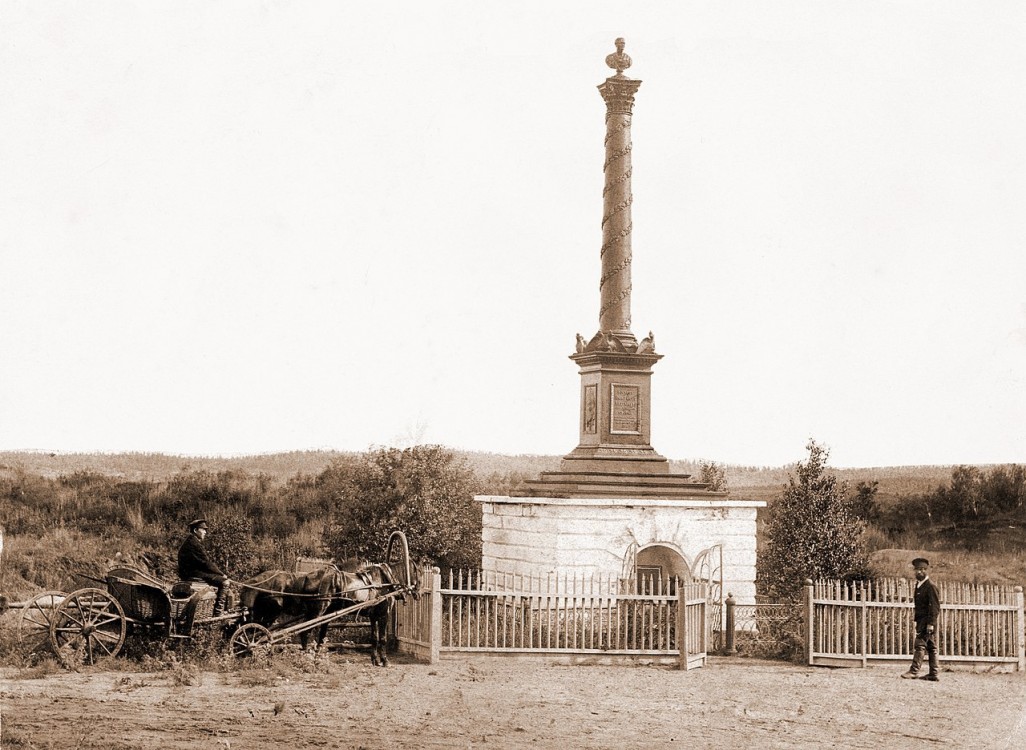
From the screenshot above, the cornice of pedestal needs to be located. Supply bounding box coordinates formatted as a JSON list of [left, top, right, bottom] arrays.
[[569, 350, 662, 371], [571, 329, 661, 369]]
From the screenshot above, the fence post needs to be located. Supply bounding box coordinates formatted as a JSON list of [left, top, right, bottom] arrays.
[[804, 579, 814, 666], [1016, 586, 1025, 673], [724, 593, 736, 656], [859, 580, 868, 668]]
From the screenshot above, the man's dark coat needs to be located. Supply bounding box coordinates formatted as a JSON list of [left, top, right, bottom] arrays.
[[177, 533, 225, 582], [913, 578, 940, 633]]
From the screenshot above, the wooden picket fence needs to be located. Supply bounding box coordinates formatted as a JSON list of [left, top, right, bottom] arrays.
[[806, 578, 1026, 671], [395, 567, 709, 669]]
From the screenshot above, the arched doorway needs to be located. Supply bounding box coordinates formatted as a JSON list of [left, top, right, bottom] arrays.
[[635, 543, 692, 594]]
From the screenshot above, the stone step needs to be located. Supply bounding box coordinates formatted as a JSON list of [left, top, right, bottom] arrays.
[[533, 471, 702, 487], [519, 471, 721, 499]]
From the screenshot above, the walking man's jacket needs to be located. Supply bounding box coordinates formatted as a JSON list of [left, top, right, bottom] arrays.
[[914, 577, 940, 631]]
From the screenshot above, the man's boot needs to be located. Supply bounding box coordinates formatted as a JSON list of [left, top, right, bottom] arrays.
[[213, 586, 227, 617], [920, 643, 939, 681], [901, 644, 925, 679]]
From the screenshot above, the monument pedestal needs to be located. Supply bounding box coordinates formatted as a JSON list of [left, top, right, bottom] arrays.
[[520, 343, 721, 499], [562, 348, 665, 473]]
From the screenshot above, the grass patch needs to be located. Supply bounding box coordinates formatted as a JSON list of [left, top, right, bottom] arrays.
[[869, 547, 1026, 586]]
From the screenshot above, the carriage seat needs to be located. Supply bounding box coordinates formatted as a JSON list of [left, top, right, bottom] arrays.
[[171, 580, 215, 599], [170, 580, 219, 623]]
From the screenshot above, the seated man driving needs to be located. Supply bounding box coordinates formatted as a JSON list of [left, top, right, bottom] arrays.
[[177, 518, 231, 615]]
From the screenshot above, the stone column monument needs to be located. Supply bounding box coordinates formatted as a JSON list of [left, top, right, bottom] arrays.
[[478, 40, 764, 607], [522, 38, 704, 495]]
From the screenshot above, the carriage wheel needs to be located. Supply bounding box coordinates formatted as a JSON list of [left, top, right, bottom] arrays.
[[229, 623, 273, 657], [49, 588, 127, 667], [385, 530, 412, 589], [16, 590, 67, 654]]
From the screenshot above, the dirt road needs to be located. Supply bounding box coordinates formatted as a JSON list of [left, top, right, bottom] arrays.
[[2, 655, 1024, 749]]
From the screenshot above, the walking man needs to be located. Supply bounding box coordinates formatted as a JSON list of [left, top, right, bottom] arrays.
[[901, 556, 941, 681], [178, 519, 231, 615]]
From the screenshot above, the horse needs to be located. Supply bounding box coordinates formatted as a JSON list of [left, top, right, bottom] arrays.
[[333, 562, 409, 666], [239, 563, 410, 661], [238, 567, 344, 651]]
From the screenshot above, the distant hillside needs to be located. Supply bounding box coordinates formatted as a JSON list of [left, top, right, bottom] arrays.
[[0, 450, 355, 482], [0, 449, 958, 501], [721, 464, 958, 504]]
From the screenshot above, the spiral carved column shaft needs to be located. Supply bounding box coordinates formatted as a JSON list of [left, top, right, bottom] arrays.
[[597, 47, 641, 345], [552, 38, 679, 482]]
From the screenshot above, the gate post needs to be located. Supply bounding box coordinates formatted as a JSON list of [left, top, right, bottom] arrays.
[[676, 585, 688, 670], [804, 579, 815, 666], [724, 593, 736, 656], [428, 568, 442, 665], [1015, 585, 1025, 673]]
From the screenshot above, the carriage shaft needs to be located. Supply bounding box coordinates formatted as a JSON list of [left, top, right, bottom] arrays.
[[266, 590, 403, 643]]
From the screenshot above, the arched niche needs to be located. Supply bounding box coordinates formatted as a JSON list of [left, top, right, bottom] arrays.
[[635, 542, 692, 593]]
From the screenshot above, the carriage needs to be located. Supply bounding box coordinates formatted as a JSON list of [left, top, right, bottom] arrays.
[[44, 566, 248, 666], [4, 530, 414, 667]]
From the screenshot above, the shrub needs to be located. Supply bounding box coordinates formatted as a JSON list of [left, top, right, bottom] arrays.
[[206, 513, 258, 579], [757, 440, 870, 601], [322, 445, 482, 569]]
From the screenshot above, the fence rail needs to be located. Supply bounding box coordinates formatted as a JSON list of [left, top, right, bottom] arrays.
[[395, 567, 709, 668], [806, 578, 1026, 671]]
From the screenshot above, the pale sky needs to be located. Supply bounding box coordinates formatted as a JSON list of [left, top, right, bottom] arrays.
[[1, 2, 1024, 468]]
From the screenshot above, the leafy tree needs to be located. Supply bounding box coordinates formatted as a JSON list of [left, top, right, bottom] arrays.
[[757, 440, 869, 600], [322, 445, 482, 570], [983, 465, 1026, 514]]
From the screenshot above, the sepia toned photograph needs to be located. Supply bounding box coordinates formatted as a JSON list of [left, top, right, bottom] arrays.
[[1, 3, 1024, 748]]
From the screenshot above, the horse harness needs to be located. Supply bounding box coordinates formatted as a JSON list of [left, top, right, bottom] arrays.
[[238, 566, 405, 603]]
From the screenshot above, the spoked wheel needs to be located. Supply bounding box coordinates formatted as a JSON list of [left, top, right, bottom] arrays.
[[17, 590, 67, 654], [385, 530, 412, 590], [49, 588, 127, 667], [229, 623, 273, 657]]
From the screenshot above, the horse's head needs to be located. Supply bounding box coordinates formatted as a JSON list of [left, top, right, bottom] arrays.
[[405, 563, 424, 600], [375, 561, 421, 600]]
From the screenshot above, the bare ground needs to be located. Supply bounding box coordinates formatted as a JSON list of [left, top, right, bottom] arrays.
[[2, 655, 1025, 750]]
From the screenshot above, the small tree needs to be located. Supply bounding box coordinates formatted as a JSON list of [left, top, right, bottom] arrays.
[[850, 480, 879, 522], [757, 440, 869, 601], [699, 461, 728, 492]]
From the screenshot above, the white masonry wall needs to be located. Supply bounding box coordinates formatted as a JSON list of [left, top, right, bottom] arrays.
[[476, 495, 765, 604]]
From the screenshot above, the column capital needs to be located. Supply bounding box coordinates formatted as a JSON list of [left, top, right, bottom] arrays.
[[598, 76, 642, 114]]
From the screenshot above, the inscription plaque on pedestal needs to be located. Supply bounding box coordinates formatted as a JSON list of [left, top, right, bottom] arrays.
[[583, 384, 598, 434], [610, 384, 640, 434]]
